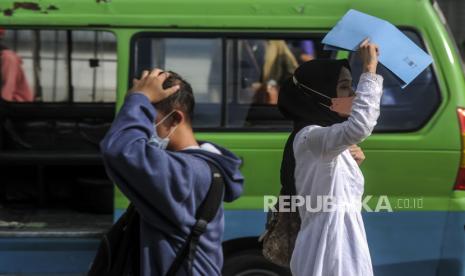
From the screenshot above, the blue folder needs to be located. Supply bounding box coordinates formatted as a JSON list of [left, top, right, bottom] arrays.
[[322, 9, 433, 88]]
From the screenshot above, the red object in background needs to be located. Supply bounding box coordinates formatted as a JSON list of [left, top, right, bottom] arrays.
[[454, 107, 465, 190], [1, 49, 34, 102]]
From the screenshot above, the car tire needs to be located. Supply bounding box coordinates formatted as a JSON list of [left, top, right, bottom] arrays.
[[222, 249, 292, 276]]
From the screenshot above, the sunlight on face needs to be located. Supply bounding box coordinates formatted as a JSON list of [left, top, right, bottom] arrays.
[[336, 66, 354, 98]]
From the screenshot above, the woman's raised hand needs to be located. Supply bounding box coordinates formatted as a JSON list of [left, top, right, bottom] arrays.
[[359, 38, 379, 74]]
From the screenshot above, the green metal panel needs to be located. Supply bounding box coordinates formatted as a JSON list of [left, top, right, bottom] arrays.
[[0, 0, 441, 29], [109, 1, 465, 212], [2, 0, 462, 212]]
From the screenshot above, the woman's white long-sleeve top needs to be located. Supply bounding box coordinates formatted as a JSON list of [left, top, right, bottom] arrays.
[[290, 72, 384, 276]]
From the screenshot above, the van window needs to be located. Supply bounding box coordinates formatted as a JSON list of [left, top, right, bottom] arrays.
[[225, 38, 329, 129], [132, 32, 440, 132], [133, 37, 222, 127], [72, 31, 117, 102], [1, 29, 116, 103], [132, 35, 331, 129], [349, 30, 441, 132], [0, 29, 116, 231]]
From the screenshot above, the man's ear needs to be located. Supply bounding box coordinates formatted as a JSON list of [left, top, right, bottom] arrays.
[[171, 110, 184, 126]]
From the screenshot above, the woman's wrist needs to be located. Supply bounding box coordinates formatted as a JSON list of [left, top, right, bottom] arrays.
[[360, 71, 383, 81], [362, 64, 377, 74]]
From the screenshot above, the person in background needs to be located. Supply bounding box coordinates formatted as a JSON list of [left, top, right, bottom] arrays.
[[100, 69, 244, 275], [0, 28, 34, 102], [252, 40, 299, 105], [298, 40, 316, 63], [289, 40, 316, 64]]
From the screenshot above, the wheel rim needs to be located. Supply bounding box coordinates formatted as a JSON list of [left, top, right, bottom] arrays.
[[235, 269, 281, 276]]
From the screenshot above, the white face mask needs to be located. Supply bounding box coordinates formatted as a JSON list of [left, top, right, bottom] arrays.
[[148, 110, 178, 150]]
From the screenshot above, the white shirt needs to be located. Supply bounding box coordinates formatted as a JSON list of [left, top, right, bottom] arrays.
[[290, 72, 384, 276], [184, 143, 222, 155]]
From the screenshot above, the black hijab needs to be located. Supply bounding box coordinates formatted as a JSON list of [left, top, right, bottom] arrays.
[[277, 59, 352, 195]]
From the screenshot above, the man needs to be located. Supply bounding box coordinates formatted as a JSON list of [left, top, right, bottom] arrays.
[[0, 28, 34, 102], [100, 69, 244, 275]]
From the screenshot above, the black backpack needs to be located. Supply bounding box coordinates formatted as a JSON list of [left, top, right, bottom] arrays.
[[88, 160, 225, 276]]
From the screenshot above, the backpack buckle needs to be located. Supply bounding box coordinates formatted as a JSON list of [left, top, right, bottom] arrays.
[[192, 219, 208, 236]]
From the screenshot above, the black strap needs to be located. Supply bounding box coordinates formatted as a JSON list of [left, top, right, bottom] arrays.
[[166, 160, 224, 276], [0, 48, 3, 92], [280, 130, 298, 196]]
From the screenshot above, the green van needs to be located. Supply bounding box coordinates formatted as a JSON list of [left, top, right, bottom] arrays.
[[0, 0, 464, 275]]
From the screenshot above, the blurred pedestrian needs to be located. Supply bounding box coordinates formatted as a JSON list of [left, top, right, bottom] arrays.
[[0, 28, 34, 102]]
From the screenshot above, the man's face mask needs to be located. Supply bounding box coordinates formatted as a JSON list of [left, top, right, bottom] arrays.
[[149, 110, 178, 150], [293, 76, 355, 116]]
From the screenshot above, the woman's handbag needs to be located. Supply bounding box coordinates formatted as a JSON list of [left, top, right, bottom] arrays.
[[259, 131, 301, 267], [259, 193, 301, 267]]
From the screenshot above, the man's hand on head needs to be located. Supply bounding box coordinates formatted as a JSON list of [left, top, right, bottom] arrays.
[[130, 68, 180, 103]]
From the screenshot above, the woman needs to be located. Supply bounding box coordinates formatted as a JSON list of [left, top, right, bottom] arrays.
[[277, 40, 383, 276]]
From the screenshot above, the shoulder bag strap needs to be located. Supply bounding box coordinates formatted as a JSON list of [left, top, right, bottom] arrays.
[[166, 160, 224, 276]]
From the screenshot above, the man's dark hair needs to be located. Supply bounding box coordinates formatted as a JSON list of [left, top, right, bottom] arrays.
[[154, 71, 195, 124]]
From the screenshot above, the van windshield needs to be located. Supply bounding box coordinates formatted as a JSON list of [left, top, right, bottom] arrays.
[[131, 30, 440, 132]]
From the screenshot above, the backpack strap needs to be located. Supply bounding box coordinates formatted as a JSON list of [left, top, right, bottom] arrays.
[[166, 160, 224, 276], [0, 48, 3, 91]]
